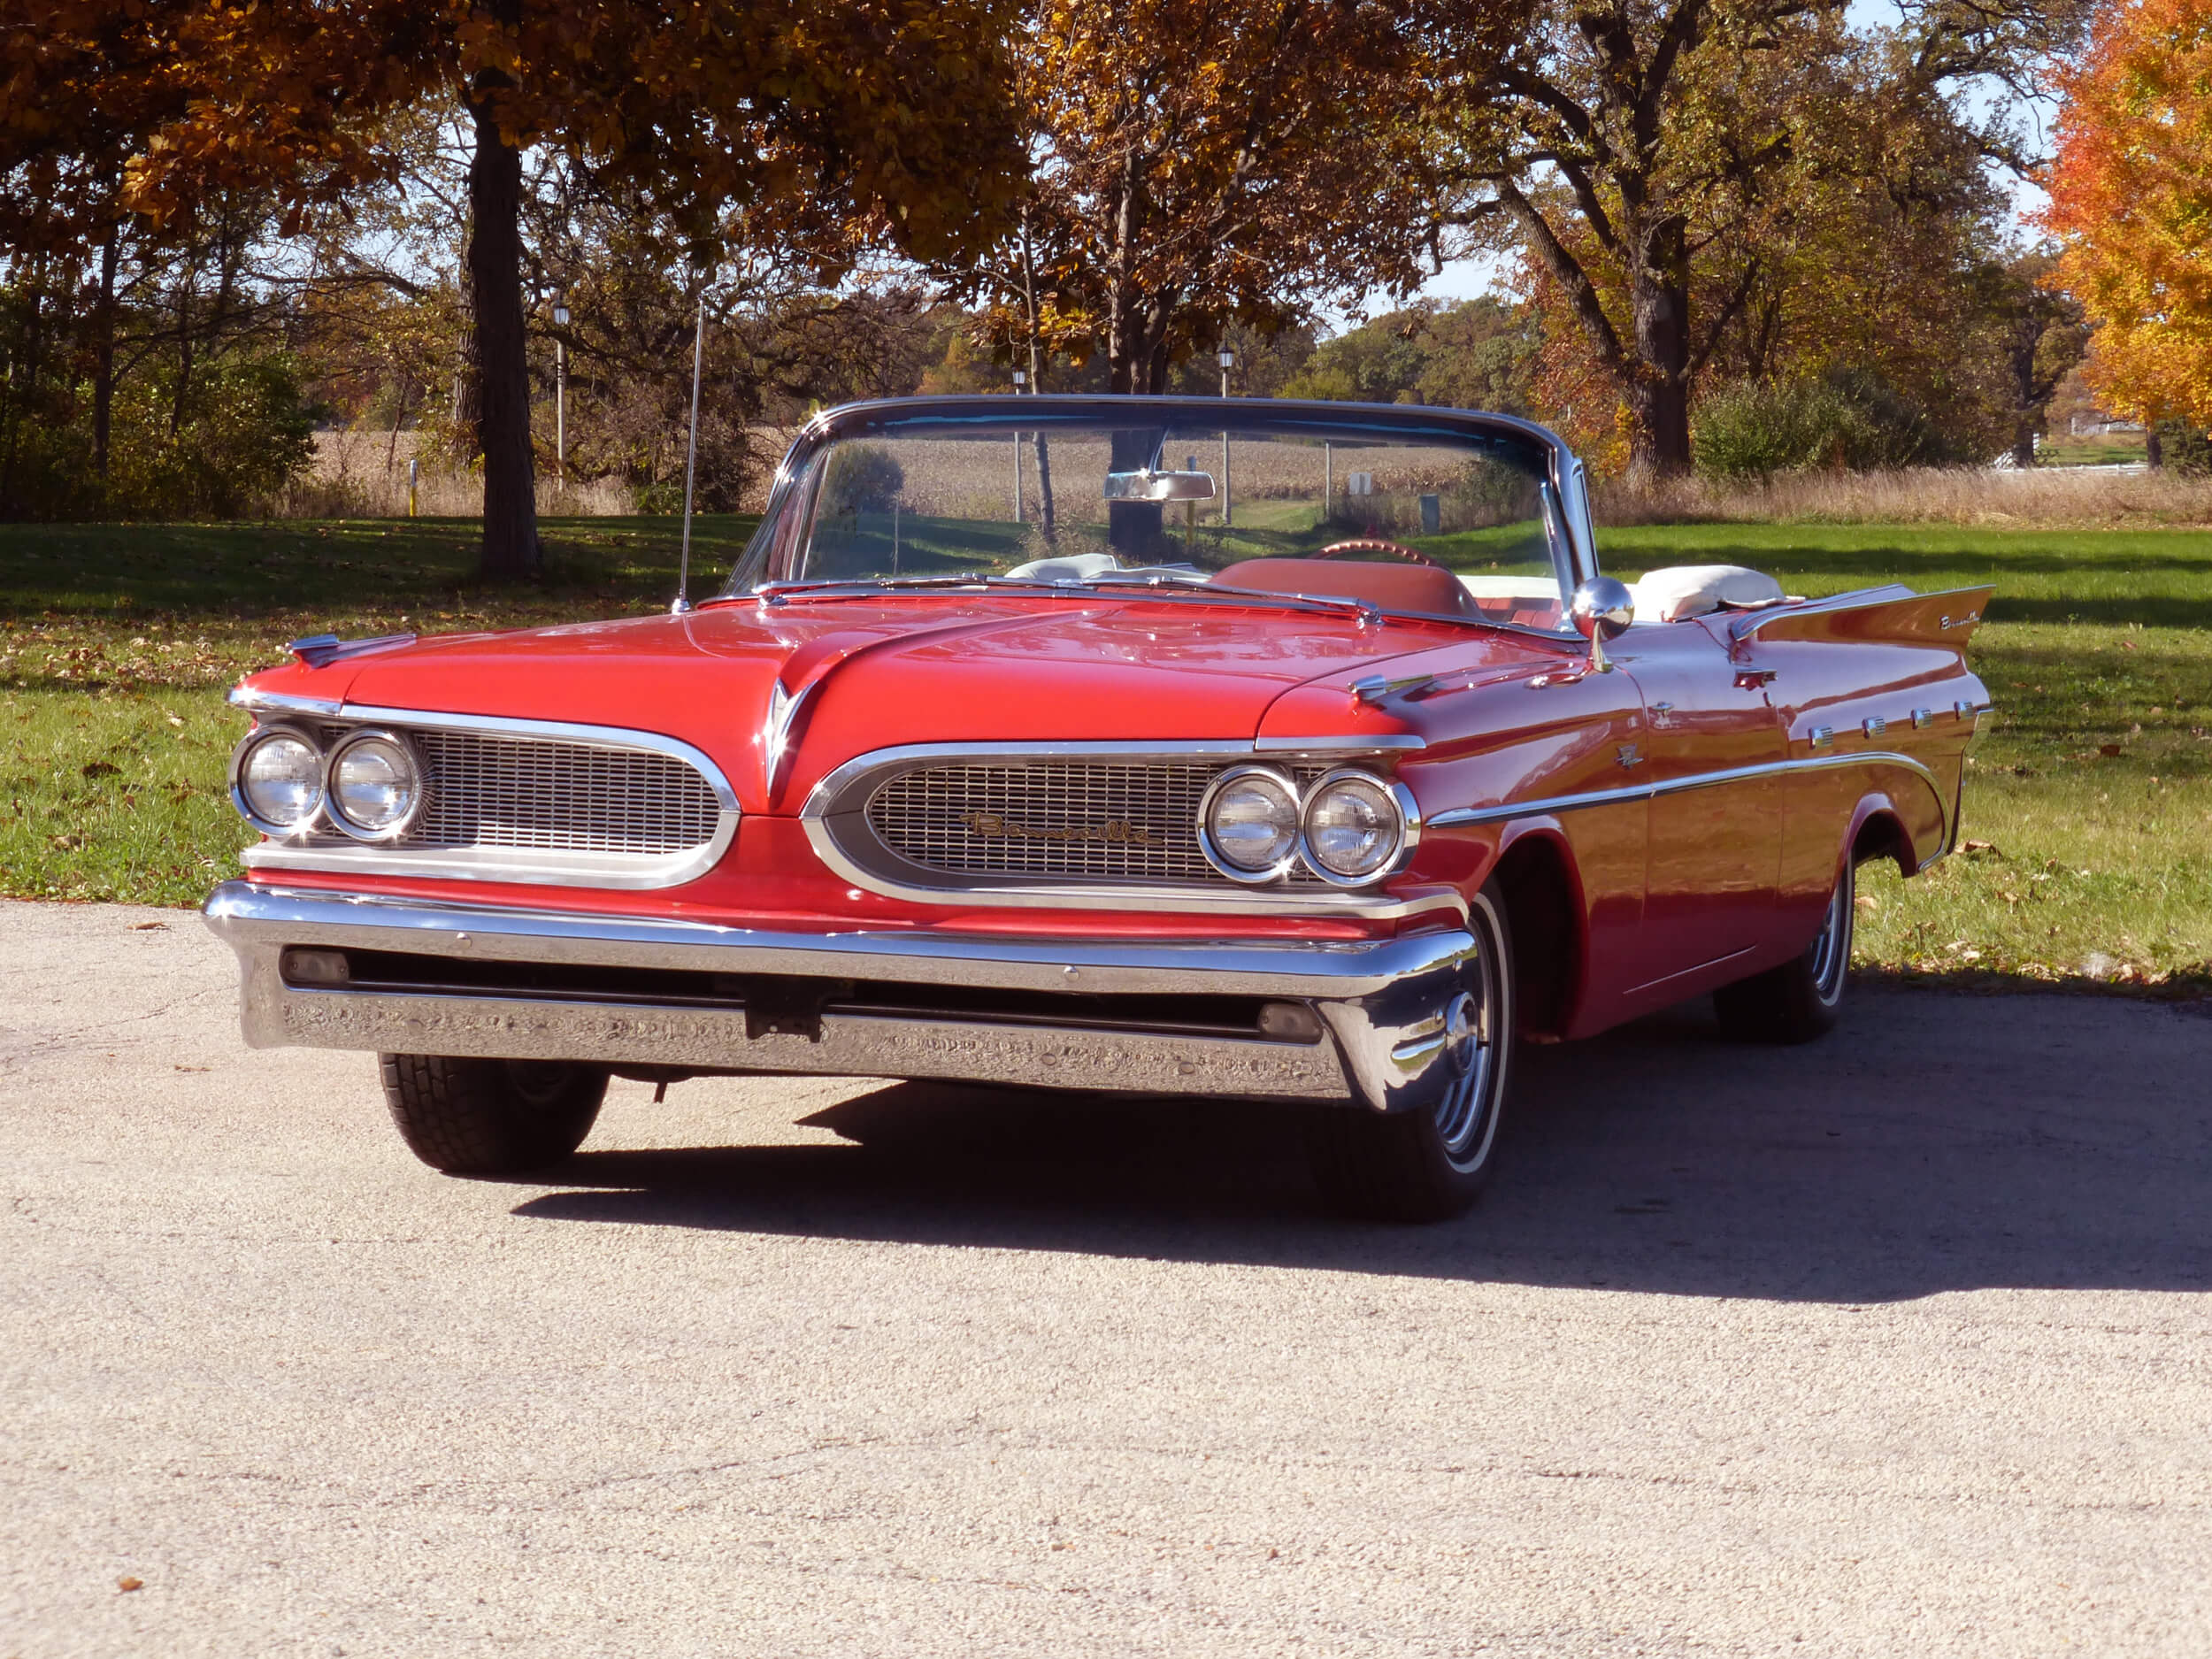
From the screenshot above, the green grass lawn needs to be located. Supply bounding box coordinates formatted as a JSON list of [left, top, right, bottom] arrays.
[[1, 516, 757, 907], [3, 514, 2207, 996]]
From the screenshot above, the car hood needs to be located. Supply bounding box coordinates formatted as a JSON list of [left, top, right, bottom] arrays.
[[270, 595, 1559, 812]]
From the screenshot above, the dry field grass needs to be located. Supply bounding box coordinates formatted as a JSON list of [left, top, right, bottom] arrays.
[[303, 430, 637, 518], [1596, 465, 2212, 528], [869, 436, 1470, 521], [303, 411, 2212, 534]]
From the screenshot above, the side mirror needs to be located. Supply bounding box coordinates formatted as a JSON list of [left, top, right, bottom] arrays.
[[1569, 576, 1635, 673]]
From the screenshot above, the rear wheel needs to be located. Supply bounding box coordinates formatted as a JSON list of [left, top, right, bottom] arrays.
[[1307, 886, 1516, 1223], [379, 1054, 608, 1174], [1713, 858, 1854, 1044]]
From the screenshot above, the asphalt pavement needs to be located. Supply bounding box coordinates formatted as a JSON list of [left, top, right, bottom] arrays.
[[3, 899, 2208, 1657]]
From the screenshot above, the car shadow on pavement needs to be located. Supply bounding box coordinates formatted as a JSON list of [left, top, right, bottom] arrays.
[[507, 991, 2212, 1302]]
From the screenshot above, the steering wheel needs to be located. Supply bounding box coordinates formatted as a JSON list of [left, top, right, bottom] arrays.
[[1315, 538, 1444, 569]]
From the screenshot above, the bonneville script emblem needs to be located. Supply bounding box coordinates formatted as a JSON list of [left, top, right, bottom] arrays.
[[961, 811, 1159, 846]]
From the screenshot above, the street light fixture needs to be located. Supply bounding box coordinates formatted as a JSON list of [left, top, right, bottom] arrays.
[[1217, 346, 1236, 527]]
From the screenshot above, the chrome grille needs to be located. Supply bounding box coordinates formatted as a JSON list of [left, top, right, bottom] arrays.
[[864, 760, 1332, 886], [319, 725, 720, 856]]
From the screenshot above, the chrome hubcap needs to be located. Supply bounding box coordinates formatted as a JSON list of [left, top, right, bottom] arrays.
[[1432, 935, 1504, 1169], [1809, 869, 1852, 1002]]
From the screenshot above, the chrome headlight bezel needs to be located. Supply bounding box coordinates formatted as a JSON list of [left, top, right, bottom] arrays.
[[1196, 764, 1304, 884], [230, 725, 327, 838], [323, 727, 427, 842], [1299, 768, 1419, 887]]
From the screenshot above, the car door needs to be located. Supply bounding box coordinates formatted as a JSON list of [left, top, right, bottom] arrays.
[[1608, 618, 1788, 995]]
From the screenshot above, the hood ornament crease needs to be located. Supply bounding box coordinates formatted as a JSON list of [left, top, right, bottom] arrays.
[[761, 677, 817, 799]]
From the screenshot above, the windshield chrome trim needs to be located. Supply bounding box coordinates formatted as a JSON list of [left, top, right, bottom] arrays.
[[724, 394, 1601, 605], [749, 572, 1390, 626], [800, 738, 1456, 921]]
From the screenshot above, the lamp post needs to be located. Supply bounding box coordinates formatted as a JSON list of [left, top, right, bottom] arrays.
[[1010, 367, 1025, 522], [1217, 345, 1235, 528], [551, 303, 569, 489]]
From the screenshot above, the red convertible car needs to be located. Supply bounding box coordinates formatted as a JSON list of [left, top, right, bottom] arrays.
[[204, 397, 1991, 1219]]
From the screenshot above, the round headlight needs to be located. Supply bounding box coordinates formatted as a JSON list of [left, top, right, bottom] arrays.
[[1302, 770, 1410, 883], [234, 729, 325, 833], [1199, 765, 1302, 880], [326, 731, 424, 839]]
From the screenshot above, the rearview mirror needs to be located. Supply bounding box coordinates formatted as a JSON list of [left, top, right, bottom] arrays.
[[1102, 469, 1216, 503]]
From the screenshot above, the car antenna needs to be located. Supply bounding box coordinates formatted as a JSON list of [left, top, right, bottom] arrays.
[[672, 283, 707, 616]]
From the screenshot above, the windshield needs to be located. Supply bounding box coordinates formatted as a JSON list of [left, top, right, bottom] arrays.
[[723, 408, 1578, 632]]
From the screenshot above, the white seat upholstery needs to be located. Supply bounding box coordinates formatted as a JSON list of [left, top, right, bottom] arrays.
[[1006, 552, 1124, 581], [1628, 565, 1786, 624]]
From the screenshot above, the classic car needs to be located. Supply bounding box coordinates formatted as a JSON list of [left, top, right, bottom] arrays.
[[204, 396, 1992, 1220]]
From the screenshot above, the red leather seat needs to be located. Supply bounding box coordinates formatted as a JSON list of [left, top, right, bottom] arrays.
[[1211, 558, 1482, 618]]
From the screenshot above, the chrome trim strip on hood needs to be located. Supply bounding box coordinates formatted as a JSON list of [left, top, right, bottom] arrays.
[[1430, 750, 1946, 838]]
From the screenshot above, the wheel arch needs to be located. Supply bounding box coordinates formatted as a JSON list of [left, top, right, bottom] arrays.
[[1847, 796, 1918, 877], [1487, 824, 1584, 1043]]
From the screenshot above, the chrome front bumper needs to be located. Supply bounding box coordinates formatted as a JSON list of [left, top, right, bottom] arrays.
[[202, 881, 1477, 1113]]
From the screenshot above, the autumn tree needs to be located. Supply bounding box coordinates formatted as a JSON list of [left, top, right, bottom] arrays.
[[2039, 0, 2212, 433], [0, 0, 203, 503], [944, 0, 1528, 396], [1432, 0, 2080, 477], [118, 0, 1023, 578]]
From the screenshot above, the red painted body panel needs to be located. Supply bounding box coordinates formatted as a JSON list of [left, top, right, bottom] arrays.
[[230, 580, 1991, 1041]]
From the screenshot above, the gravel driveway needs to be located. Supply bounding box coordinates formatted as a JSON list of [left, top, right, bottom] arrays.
[[3, 900, 2208, 1657]]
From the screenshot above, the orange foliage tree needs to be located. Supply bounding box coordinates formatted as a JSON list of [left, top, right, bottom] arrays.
[[2039, 0, 2212, 430]]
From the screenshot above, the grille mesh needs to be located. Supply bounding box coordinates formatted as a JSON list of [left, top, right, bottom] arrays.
[[864, 760, 1332, 886], [322, 726, 721, 856]]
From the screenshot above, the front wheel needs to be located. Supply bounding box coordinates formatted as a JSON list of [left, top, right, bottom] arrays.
[[1713, 858, 1855, 1044], [1306, 885, 1517, 1223], [379, 1054, 608, 1174]]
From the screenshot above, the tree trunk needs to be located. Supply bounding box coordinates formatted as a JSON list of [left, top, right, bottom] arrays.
[[172, 258, 194, 439], [1033, 433, 1056, 534], [2010, 427, 2037, 469], [2146, 425, 2163, 470], [1625, 219, 1694, 480], [0, 256, 40, 514], [91, 225, 119, 481], [465, 80, 541, 581], [1105, 152, 1147, 395]]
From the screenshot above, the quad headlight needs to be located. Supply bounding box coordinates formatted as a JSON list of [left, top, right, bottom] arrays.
[[325, 729, 425, 840], [1301, 769, 1413, 883], [1199, 765, 1302, 881], [233, 727, 326, 834], [1196, 763, 1415, 887]]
